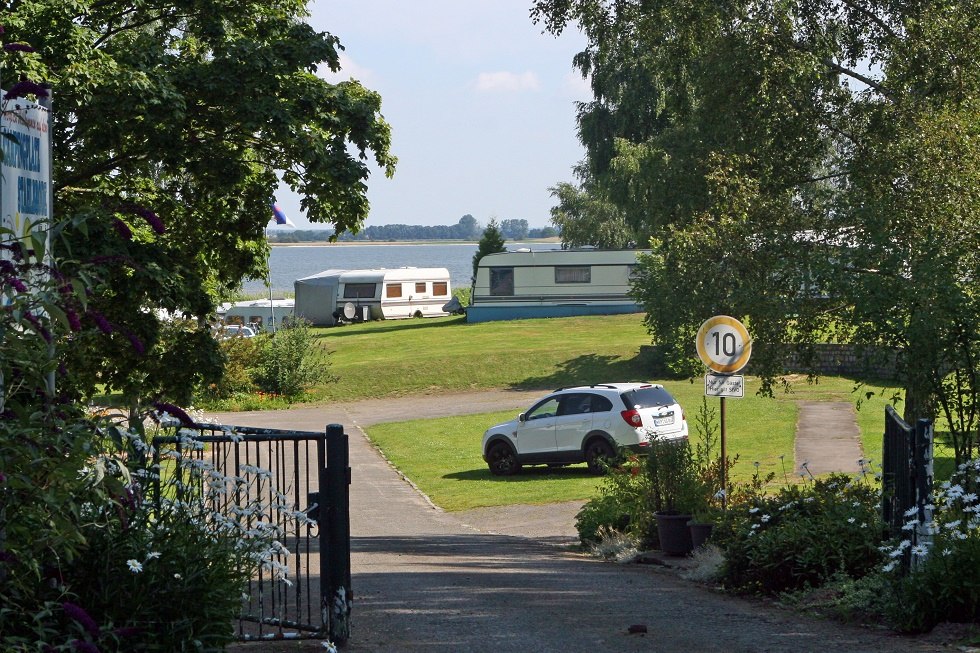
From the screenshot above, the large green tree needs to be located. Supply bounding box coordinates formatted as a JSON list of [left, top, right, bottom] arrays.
[[1, 0, 395, 407], [533, 0, 980, 460]]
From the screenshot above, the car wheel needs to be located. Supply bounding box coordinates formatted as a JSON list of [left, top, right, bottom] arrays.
[[585, 438, 616, 475], [487, 441, 521, 476]]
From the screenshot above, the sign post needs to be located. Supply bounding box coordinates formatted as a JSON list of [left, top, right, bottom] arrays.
[[696, 315, 752, 508]]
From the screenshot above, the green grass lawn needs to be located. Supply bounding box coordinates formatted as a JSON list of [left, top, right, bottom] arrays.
[[308, 313, 654, 402], [365, 375, 912, 512]]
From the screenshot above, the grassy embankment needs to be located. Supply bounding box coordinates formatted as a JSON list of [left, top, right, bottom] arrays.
[[296, 313, 918, 511]]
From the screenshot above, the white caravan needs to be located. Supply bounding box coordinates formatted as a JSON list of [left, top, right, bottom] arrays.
[[294, 267, 452, 326], [221, 298, 295, 332]]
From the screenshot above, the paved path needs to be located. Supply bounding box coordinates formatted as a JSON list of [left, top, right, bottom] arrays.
[[213, 392, 949, 653], [795, 401, 863, 476]]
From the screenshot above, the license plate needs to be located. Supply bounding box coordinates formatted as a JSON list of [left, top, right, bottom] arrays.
[[653, 415, 674, 427]]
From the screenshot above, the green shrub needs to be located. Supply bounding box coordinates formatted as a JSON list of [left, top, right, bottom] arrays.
[[718, 473, 884, 595], [575, 455, 651, 546], [452, 286, 471, 308], [253, 319, 334, 398], [208, 334, 262, 398]]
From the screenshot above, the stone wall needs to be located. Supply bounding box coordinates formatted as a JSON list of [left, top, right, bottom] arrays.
[[640, 343, 901, 380]]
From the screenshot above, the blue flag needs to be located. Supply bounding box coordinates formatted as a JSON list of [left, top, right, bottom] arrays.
[[270, 200, 295, 227]]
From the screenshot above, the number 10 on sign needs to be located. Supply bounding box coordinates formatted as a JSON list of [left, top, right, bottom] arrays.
[[696, 315, 752, 374]]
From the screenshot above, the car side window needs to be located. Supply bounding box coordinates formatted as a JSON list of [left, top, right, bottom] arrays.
[[560, 393, 593, 416], [526, 397, 560, 420], [590, 395, 613, 413]]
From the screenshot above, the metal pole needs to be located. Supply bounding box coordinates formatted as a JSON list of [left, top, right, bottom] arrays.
[[720, 396, 727, 510], [40, 87, 54, 395], [266, 224, 276, 333]]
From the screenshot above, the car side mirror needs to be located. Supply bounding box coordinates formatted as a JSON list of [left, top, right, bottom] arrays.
[[518, 412, 526, 423]]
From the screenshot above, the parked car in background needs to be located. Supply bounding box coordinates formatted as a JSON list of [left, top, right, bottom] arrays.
[[481, 383, 688, 476]]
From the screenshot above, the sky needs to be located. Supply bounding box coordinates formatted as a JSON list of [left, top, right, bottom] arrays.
[[271, 0, 589, 231]]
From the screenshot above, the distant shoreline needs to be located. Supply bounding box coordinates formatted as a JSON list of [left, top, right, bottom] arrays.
[[270, 237, 562, 247]]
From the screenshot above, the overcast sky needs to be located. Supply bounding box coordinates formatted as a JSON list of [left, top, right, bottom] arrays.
[[271, 0, 589, 231]]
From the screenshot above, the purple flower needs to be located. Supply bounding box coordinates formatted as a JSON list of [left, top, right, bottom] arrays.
[[112, 218, 133, 240], [0, 550, 15, 563], [125, 331, 145, 355], [153, 401, 196, 427], [62, 602, 100, 637], [7, 277, 28, 293], [136, 208, 165, 234], [66, 308, 82, 331], [3, 80, 47, 101], [0, 25, 6, 35], [3, 43, 35, 53], [112, 626, 143, 638], [0, 471, 5, 483], [70, 640, 100, 653], [89, 310, 114, 334]]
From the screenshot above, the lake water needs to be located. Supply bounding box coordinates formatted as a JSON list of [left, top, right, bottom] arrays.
[[242, 242, 552, 295]]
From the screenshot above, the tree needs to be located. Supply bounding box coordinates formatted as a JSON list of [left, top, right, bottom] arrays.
[[457, 214, 481, 239], [533, 0, 980, 461], [549, 180, 634, 248], [472, 219, 506, 282], [499, 218, 529, 240], [1, 0, 395, 408]]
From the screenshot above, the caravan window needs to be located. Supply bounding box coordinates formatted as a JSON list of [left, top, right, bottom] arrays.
[[489, 268, 514, 296], [415, 282, 427, 294], [555, 266, 591, 284], [343, 283, 376, 299], [386, 283, 403, 298], [433, 281, 448, 296]]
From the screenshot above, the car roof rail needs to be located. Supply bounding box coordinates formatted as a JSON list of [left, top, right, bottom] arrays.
[[553, 384, 619, 392]]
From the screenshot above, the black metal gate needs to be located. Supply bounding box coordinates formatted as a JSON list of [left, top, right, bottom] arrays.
[[881, 405, 934, 571], [152, 423, 351, 643]]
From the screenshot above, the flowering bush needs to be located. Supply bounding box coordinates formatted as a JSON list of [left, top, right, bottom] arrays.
[[884, 459, 980, 632], [718, 472, 885, 594]]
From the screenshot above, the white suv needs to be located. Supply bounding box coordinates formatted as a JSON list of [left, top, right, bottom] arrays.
[[482, 383, 688, 476]]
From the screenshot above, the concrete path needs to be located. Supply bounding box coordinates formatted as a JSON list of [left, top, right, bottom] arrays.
[[794, 401, 864, 476]]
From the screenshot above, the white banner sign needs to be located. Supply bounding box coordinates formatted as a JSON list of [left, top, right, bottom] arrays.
[[705, 373, 744, 398], [1, 93, 51, 237]]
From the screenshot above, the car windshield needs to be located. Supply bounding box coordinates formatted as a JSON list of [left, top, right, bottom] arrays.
[[622, 386, 676, 409]]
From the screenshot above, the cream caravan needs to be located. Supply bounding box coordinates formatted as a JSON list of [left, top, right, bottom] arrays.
[[294, 267, 452, 326]]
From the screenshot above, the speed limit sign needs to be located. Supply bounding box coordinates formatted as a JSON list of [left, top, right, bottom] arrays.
[[696, 315, 752, 374]]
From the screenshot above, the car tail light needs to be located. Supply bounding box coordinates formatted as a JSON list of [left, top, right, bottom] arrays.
[[621, 409, 643, 427]]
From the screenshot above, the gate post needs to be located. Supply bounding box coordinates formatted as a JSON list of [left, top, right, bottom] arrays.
[[325, 424, 352, 642], [911, 418, 934, 570]]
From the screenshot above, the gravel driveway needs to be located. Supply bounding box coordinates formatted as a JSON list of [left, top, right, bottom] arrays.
[[217, 391, 955, 652]]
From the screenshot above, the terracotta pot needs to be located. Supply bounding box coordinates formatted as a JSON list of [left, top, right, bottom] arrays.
[[689, 522, 714, 550], [654, 512, 694, 556]]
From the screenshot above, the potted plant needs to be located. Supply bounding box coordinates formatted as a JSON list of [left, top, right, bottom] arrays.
[[645, 434, 702, 555]]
